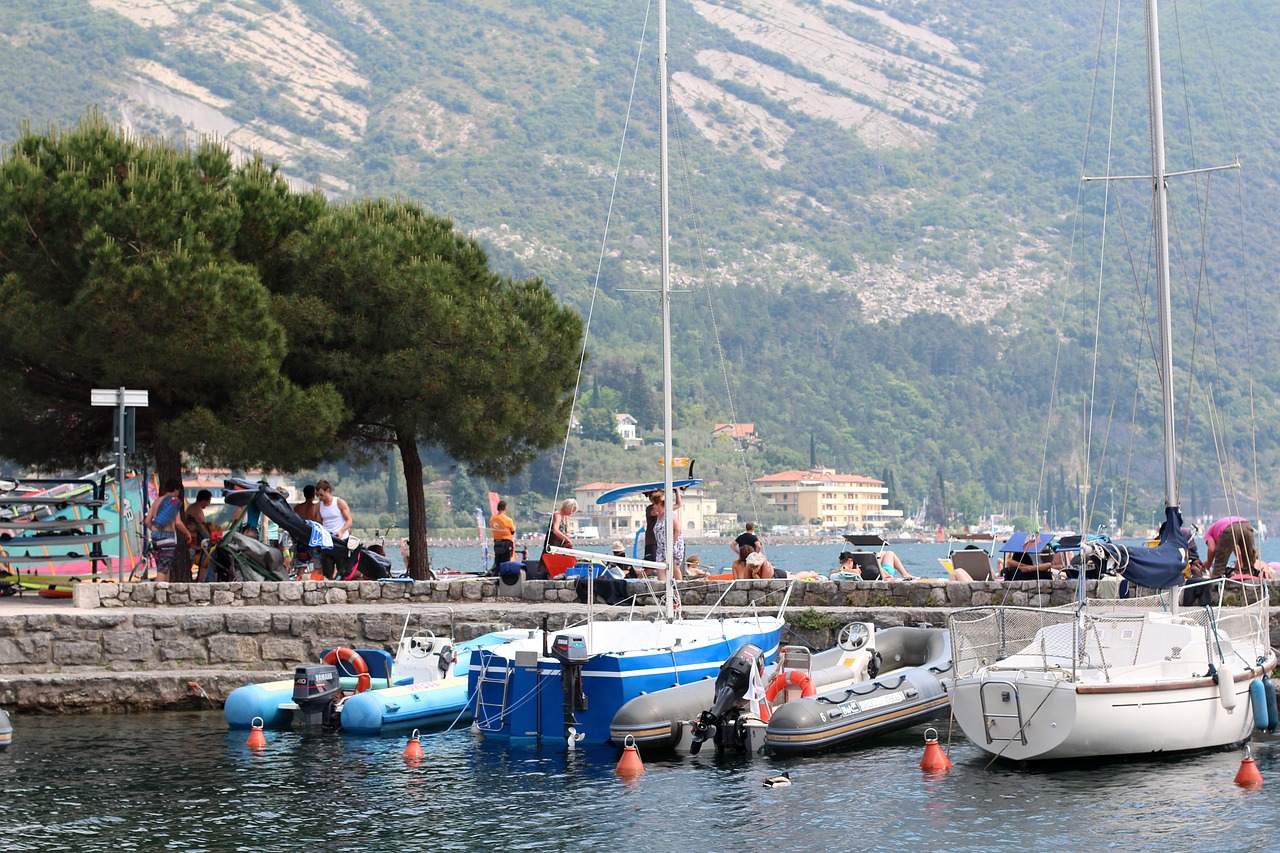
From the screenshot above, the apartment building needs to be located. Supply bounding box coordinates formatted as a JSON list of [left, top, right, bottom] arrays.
[[752, 467, 902, 531]]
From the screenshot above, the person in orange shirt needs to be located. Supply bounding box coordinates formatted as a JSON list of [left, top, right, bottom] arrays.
[[490, 500, 516, 573]]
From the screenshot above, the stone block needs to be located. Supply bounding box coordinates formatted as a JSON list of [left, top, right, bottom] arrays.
[[462, 581, 483, 601], [358, 581, 380, 600], [72, 584, 101, 609], [325, 587, 349, 605], [261, 637, 309, 664], [52, 639, 104, 665], [131, 584, 157, 603], [213, 590, 235, 606], [279, 583, 303, 602], [184, 613, 227, 638], [227, 612, 272, 634], [189, 584, 212, 602], [288, 613, 318, 636], [241, 582, 261, 600], [302, 590, 325, 606], [133, 612, 179, 628], [208, 634, 261, 663], [0, 636, 52, 665], [159, 639, 210, 663], [104, 629, 153, 661], [360, 615, 397, 642]]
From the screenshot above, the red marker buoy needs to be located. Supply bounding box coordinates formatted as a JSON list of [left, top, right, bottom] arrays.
[[1235, 749, 1263, 789], [615, 735, 645, 779], [920, 727, 952, 773], [403, 729, 424, 762], [246, 716, 267, 750]]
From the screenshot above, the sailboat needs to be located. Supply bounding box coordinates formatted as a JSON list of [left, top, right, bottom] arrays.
[[467, 0, 787, 746], [946, 0, 1275, 762]]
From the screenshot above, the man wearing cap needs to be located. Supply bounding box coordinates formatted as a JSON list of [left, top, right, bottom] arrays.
[[490, 500, 515, 574]]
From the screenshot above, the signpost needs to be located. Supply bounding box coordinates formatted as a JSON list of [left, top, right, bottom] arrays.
[[91, 388, 149, 582]]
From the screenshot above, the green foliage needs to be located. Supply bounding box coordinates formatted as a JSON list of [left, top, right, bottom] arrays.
[[0, 112, 343, 476]]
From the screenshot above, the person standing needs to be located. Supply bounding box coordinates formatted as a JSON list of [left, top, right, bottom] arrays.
[[644, 491, 661, 563], [652, 489, 684, 580], [316, 479, 353, 579], [491, 500, 515, 573], [294, 484, 321, 524], [185, 489, 214, 583], [732, 521, 761, 557], [292, 484, 321, 580], [145, 479, 190, 583], [548, 498, 577, 549]]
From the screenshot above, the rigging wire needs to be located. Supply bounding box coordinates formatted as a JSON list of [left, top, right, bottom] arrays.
[[667, 75, 764, 528], [547, 0, 656, 515]]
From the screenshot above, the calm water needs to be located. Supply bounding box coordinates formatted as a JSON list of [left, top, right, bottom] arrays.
[[3, 713, 1279, 852]]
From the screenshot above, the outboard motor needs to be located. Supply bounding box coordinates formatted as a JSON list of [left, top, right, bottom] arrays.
[[689, 643, 763, 755], [550, 634, 589, 744], [292, 664, 342, 729]]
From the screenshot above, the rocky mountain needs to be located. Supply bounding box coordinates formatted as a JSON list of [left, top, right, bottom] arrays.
[[5, 0, 1279, 516]]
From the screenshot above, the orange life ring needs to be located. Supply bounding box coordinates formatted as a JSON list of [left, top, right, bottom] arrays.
[[764, 669, 816, 703], [323, 647, 371, 693]]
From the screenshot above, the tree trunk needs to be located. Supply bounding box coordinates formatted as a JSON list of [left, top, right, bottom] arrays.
[[152, 435, 183, 496], [397, 430, 433, 580]]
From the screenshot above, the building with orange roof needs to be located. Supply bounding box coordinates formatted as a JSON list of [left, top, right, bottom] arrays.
[[753, 467, 902, 531]]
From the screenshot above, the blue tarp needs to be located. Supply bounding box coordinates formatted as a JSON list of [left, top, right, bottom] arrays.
[[1093, 505, 1189, 590], [1000, 532, 1054, 554]]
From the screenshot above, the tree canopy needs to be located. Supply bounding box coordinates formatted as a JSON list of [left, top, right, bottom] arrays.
[[0, 112, 342, 482], [274, 198, 584, 577]]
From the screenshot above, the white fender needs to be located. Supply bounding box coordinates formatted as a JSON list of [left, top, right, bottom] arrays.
[[1218, 669, 1238, 712]]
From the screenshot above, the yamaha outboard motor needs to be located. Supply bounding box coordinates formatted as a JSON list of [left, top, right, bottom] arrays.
[[293, 663, 342, 729], [550, 633, 588, 744], [689, 643, 763, 755]]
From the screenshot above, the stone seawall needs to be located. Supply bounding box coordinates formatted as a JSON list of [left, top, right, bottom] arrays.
[[71, 576, 1092, 610], [0, 577, 1273, 714]]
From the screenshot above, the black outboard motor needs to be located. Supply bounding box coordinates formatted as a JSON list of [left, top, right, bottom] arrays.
[[293, 663, 342, 729], [689, 643, 763, 755], [550, 633, 589, 743]]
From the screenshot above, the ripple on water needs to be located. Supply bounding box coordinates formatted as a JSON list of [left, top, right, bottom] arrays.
[[1, 713, 1278, 851]]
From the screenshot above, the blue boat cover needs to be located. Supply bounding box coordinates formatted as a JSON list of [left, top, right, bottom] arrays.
[[1091, 505, 1189, 589]]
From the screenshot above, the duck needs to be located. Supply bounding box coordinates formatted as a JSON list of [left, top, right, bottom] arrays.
[[762, 772, 791, 788]]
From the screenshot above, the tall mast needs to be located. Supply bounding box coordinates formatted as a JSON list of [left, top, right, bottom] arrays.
[[659, 0, 675, 620], [1146, 0, 1178, 508]]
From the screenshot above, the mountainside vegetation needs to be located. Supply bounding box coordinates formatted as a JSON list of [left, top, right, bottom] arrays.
[[2, 0, 1278, 528]]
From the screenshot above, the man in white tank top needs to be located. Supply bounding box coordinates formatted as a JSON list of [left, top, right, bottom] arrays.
[[315, 480, 353, 579]]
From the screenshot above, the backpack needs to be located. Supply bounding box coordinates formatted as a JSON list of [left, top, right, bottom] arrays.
[[153, 495, 179, 528]]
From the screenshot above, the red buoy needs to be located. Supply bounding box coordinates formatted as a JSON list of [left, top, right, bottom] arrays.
[[920, 727, 952, 773], [245, 716, 267, 750], [403, 729, 424, 762], [615, 735, 645, 779], [1235, 750, 1264, 789]]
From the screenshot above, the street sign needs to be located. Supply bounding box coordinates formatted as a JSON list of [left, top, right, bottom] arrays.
[[91, 388, 149, 407]]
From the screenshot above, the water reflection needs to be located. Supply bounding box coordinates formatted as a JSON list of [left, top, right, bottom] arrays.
[[0, 713, 1277, 852]]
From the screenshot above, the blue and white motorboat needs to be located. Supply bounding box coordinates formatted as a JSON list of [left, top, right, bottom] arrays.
[[225, 607, 521, 733], [469, 604, 787, 745]]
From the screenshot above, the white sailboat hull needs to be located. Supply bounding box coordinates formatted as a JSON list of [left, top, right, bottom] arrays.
[[947, 590, 1274, 762], [950, 663, 1271, 762]]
